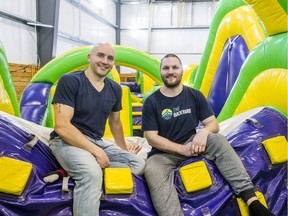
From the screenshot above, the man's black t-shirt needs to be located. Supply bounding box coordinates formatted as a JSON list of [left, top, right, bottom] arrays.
[[142, 86, 214, 156], [50, 70, 122, 140]]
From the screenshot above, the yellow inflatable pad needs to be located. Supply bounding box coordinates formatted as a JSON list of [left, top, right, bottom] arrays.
[[262, 136, 288, 164], [179, 161, 212, 192], [237, 191, 268, 216], [0, 157, 33, 195], [104, 168, 133, 194]]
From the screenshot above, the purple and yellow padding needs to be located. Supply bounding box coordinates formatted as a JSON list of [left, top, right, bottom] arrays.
[[262, 135, 288, 165], [0, 113, 73, 215], [0, 110, 158, 215], [175, 107, 287, 215], [0, 157, 32, 196], [104, 168, 134, 195], [179, 160, 212, 192], [0, 41, 19, 116]]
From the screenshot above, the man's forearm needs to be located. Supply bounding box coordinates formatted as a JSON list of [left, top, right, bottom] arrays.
[[110, 123, 128, 150]]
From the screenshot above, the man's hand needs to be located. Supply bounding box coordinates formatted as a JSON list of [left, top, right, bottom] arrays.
[[182, 142, 198, 157], [93, 147, 110, 168], [127, 144, 141, 154], [190, 129, 210, 155], [182, 129, 210, 156]]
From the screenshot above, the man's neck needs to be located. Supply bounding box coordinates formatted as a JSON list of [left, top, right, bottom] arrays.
[[85, 69, 105, 92], [160, 84, 183, 97]]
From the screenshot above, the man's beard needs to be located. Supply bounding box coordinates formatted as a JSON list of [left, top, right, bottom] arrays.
[[162, 76, 182, 88]]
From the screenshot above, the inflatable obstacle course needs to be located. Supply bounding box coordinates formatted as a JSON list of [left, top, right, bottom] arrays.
[[0, 0, 287, 214]]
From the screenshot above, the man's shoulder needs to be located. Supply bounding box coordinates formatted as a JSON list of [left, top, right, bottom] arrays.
[[105, 77, 120, 85], [147, 88, 161, 98], [183, 85, 196, 92], [104, 78, 122, 99], [105, 77, 121, 90], [143, 89, 161, 107], [183, 85, 203, 96], [60, 70, 83, 81]]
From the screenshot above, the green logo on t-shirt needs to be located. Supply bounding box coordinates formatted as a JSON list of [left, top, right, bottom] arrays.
[[162, 109, 173, 120]]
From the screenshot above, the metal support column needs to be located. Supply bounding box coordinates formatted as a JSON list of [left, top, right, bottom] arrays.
[[36, 0, 60, 66]]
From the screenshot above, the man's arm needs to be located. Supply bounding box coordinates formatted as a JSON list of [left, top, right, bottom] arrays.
[[144, 115, 219, 157], [188, 115, 219, 155], [108, 111, 127, 150], [53, 103, 109, 168], [108, 111, 141, 154], [200, 115, 219, 133], [144, 131, 191, 156]]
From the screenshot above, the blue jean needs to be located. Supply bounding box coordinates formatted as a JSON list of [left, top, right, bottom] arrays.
[[49, 136, 145, 216]]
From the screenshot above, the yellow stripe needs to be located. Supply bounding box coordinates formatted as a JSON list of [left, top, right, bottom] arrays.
[[234, 69, 287, 116]]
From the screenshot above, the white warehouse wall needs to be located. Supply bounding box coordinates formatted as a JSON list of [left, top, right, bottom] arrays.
[[0, 0, 38, 65], [56, 0, 117, 56], [120, 1, 217, 73], [0, 0, 218, 72]]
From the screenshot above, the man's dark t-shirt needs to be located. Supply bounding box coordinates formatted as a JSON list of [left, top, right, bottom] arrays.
[[142, 86, 214, 156], [50, 70, 122, 140]]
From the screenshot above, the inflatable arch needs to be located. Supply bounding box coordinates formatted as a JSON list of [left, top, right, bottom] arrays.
[[20, 45, 161, 130], [30, 45, 161, 85]]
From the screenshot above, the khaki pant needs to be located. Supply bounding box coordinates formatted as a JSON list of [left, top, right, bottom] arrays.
[[144, 133, 254, 216]]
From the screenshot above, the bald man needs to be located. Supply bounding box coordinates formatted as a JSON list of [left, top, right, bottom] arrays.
[[49, 43, 145, 216]]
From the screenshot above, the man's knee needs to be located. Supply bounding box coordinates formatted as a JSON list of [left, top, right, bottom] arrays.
[[144, 157, 156, 175], [144, 154, 173, 184], [205, 133, 232, 158], [144, 156, 162, 179], [207, 133, 230, 147], [78, 165, 103, 185], [132, 158, 146, 175]]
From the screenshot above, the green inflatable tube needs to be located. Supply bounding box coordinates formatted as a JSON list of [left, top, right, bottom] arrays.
[[0, 41, 20, 116], [31, 45, 162, 85]]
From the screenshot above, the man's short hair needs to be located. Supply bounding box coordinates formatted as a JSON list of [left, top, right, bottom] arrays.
[[160, 54, 182, 68]]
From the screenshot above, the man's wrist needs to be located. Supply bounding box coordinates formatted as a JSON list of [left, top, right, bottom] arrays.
[[202, 128, 211, 134]]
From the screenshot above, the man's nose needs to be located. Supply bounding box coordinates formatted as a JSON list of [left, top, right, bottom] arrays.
[[168, 67, 174, 73], [101, 56, 109, 64]]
